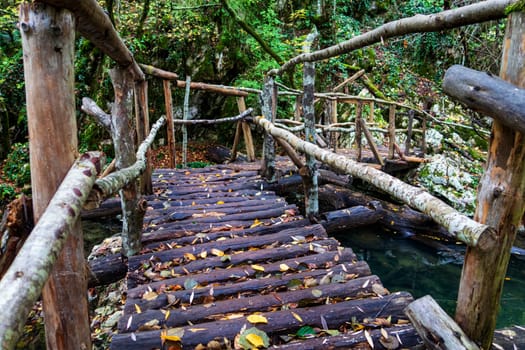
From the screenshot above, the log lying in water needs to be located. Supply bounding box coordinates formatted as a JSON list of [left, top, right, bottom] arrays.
[[111, 291, 413, 350], [321, 202, 385, 233]]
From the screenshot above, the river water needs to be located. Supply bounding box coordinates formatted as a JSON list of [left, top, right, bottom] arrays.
[[334, 227, 525, 328]]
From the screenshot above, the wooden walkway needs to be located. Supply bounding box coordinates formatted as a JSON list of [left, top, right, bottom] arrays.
[[110, 164, 422, 349]]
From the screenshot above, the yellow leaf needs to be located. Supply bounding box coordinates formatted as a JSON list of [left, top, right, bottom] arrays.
[[251, 264, 265, 272], [247, 314, 268, 324], [216, 200, 225, 205], [165, 310, 170, 321], [142, 290, 158, 301], [192, 201, 196, 206], [250, 218, 263, 228], [246, 333, 265, 348], [134, 304, 142, 314], [200, 250, 208, 259], [211, 248, 225, 257], [160, 333, 181, 342], [279, 263, 290, 272], [184, 252, 197, 261], [291, 312, 303, 323]]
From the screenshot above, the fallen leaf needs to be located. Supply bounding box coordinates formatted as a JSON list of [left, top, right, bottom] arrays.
[[246, 333, 264, 348], [134, 304, 142, 314], [291, 312, 303, 323], [251, 264, 265, 272], [365, 329, 374, 348], [247, 314, 268, 324], [279, 263, 290, 272], [211, 248, 225, 257]]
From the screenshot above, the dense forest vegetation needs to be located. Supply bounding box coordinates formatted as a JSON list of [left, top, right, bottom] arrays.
[[0, 0, 506, 213]]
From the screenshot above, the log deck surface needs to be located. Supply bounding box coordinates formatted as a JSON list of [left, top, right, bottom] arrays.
[[110, 164, 422, 349]]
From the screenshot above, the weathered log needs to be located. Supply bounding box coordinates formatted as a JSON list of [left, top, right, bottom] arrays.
[[163, 79, 176, 168], [261, 75, 277, 181], [124, 260, 371, 314], [0, 153, 101, 349], [87, 253, 127, 288], [270, 324, 421, 349], [139, 63, 179, 80], [39, 0, 144, 81], [268, 0, 515, 76], [130, 224, 326, 270], [251, 116, 493, 248], [443, 65, 525, 134], [321, 202, 385, 233], [319, 184, 454, 240], [171, 108, 253, 125], [127, 242, 354, 299], [19, 5, 92, 349], [405, 295, 480, 350], [175, 79, 249, 96], [81, 197, 121, 220], [145, 199, 289, 225], [207, 145, 247, 163], [141, 218, 311, 245], [134, 79, 153, 194], [112, 291, 413, 350], [455, 12, 525, 349], [121, 275, 383, 332]]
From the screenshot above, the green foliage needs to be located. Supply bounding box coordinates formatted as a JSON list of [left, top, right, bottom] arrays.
[[0, 183, 16, 205], [177, 161, 212, 169], [2, 142, 30, 187]]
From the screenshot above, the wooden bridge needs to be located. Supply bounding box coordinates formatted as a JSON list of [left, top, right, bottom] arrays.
[[109, 164, 421, 349]]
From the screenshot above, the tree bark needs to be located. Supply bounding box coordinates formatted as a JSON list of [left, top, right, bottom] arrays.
[[269, 0, 515, 76], [406, 295, 480, 350], [302, 30, 319, 220], [0, 153, 100, 350], [134, 80, 152, 194], [443, 64, 525, 134], [163, 79, 176, 168], [261, 76, 277, 181], [454, 12, 525, 349], [39, 0, 144, 80], [251, 116, 494, 248], [19, 4, 92, 349]]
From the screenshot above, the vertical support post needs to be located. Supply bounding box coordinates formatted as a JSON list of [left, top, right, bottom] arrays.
[[294, 94, 302, 121], [405, 110, 414, 155], [134, 79, 152, 194], [163, 79, 176, 168], [231, 118, 243, 162], [359, 118, 384, 167], [455, 12, 525, 349], [330, 99, 338, 152], [182, 75, 191, 167], [421, 114, 427, 156], [368, 101, 374, 122], [301, 29, 319, 220], [20, 3, 91, 349], [110, 68, 145, 257], [261, 75, 276, 181], [235, 96, 255, 161], [388, 105, 396, 159], [355, 102, 363, 162]]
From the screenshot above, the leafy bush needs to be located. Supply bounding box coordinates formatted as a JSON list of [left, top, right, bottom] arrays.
[[2, 142, 30, 187], [0, 183, 16, 205]]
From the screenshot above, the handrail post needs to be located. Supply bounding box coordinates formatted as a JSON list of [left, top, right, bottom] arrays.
[[388, 105, 396, 159], [355, 102, 363, 162], [302, 29, 319, 220], [163, 79, 176, 168], [20, 3, 91, 349], [261, 75, 277, 181]]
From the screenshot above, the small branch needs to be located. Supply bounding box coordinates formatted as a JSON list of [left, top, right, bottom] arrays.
[[171, 108, 253, 125], [81, 97, 111, 130]]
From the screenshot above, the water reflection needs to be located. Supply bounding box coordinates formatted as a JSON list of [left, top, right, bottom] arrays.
[[334, 227, 525, 328]]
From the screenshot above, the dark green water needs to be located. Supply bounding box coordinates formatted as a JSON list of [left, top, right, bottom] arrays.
[[335, 228, 525, 328]]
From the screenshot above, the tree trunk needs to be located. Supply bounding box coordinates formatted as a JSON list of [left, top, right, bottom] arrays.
[[261, 76, 277, 181], [110, 68, 144, 256], [19, 3, 92, 349], [454, 12, 525, 349], [302, 30, 319, 220]]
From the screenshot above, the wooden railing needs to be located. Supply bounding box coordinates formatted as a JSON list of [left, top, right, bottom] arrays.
[[0, 1, 521, 349]]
